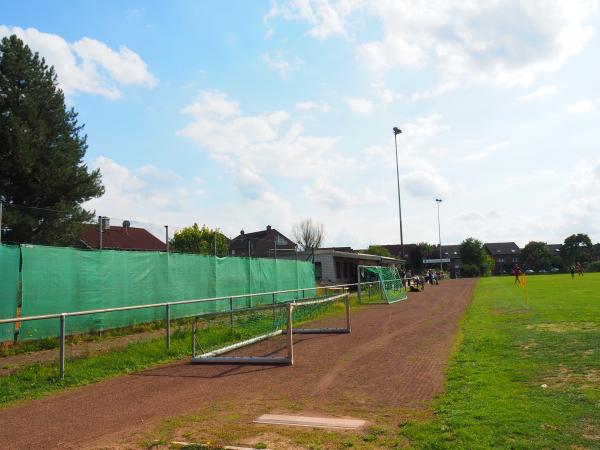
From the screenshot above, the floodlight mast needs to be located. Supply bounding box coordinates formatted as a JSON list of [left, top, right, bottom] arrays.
[[393, 127, 404, 260], [436, 198, 442, 273]]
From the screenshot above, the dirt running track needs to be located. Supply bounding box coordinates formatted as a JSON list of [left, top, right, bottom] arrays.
[[0, 278, 476, 449]]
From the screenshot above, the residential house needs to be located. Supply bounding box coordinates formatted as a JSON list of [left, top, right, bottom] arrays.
[[484, 242, 520, 275], [229, 225, 296, 257], [78, 219, 167, 251]]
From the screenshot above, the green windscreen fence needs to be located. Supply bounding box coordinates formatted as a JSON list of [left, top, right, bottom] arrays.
[[0, 245, 20, 342], [19, 245, 315, 340]]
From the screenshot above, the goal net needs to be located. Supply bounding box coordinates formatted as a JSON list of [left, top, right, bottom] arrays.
[[190, 289, 350, 365], [358, 265, 407, 304]]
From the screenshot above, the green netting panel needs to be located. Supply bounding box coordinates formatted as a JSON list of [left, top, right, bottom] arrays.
[[0, 245, 20, 342], [20, 246, 168, 339], [275, 259, 296, 302], [363, 266, 407, 304], [19, 245, 316, 340], [298, 260, 317, 299], [168, 252, 216, 319]]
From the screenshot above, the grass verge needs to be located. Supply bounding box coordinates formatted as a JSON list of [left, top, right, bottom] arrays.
[[401, 273, 600, 448]]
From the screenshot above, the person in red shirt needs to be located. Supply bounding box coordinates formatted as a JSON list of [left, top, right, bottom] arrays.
[[513, 264, 521, 284]]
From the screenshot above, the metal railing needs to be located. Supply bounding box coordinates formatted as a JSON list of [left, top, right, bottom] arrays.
[[0, 284, 349, 378], [0, 280, 406, 378]]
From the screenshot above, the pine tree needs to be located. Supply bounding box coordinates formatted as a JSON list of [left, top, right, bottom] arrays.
[[0, 35, 104, 245]]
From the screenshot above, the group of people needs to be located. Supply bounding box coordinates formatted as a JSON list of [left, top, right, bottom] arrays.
[[513, 262, 584, 283], [425, 270, 440, 285], [570, 262, 584, 278]]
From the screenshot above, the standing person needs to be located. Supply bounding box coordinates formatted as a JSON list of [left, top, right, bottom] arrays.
[[577, 261, 584, 277], [570, 264, 576, 278], [513, 264, 521, 284]]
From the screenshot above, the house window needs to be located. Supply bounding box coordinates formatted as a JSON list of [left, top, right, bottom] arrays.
[[336, 261, 341, 279], [276, 235, 288, 246], [497, 257, 505, 262]]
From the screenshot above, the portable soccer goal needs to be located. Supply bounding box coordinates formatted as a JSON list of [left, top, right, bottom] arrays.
[[190, 289, 351, 366], [358, 265, 407, 304]]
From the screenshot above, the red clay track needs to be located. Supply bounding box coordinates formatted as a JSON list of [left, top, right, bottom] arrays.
[[0, 278, 475, 449]]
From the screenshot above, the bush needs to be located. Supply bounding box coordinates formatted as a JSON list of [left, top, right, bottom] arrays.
[[585, 261, 600, 272], [461, 264, 480, 277]]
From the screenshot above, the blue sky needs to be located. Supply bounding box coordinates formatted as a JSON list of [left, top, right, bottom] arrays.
[[2, 1, 600, 248]]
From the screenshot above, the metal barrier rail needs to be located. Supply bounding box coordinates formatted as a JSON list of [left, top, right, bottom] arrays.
[[0, 284, 348, 378], [0, 281, 397, 377]]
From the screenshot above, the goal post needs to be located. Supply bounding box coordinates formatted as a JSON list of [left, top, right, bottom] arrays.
[[190, 289, 350, 366], [358, 265, 407, 304]]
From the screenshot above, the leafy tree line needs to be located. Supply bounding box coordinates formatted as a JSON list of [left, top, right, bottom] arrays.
[[520, 233, 600, 272]]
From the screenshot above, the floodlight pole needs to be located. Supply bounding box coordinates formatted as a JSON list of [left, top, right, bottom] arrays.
[[436, 199, 442, 273], [393, 127, 404, 259]]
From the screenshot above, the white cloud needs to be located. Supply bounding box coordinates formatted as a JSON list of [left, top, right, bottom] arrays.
[[267, 1, 598, 91], [346, 97, 374, 115], [177, 90, 350, 200], [401, 170, 451, 198], [0, 26, 157, 99], [567, 99, 597, 114], [261, 51, 304, 77], [533, 169, 555, 176], [295, 100, 331, 112], [304, 178, 390, 210], [458, 140, 512, 162], [518, 85, 559, 101]]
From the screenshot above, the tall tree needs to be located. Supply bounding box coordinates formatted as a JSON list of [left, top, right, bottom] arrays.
[[520, 241, 552, 271], [292, 218, 325, 251], [561, 233, 593, 265], [170, 223, 230, 255], [0, 35, 104, 245], [459, 237, 493, 277]]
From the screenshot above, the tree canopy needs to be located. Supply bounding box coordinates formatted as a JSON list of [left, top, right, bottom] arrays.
[[0, 35, 104, 245], [520, 241, 552, 271], [561, 233, 593, 265], [364, 245, 391, 257], [170, 223, 230, 255], [459, 238, 493, 277], [292, 218, 324, 251]]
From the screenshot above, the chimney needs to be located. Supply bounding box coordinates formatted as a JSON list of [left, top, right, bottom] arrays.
[[266, 225, 272, 231], [101, 217, 110, 230], [240, 230, 245, 235]]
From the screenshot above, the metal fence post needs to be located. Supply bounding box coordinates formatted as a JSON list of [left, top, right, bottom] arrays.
[[229, 297, 234, 326], [272, 292, 276, 322], [345, 291, 351, 332], [59, 314, 66, 379], [165, 304, 171, 351], [286, 303, 294, 365], [357, 267, 362, 304], [191, 317, 197, 357]]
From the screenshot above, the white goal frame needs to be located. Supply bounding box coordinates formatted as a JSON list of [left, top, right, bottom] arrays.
[[190, 290, 350, 366]]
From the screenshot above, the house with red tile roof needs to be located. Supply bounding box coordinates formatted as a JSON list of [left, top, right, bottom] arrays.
[[78, 219, 166, 251]]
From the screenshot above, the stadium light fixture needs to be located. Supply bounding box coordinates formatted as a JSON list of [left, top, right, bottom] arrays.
[[393, 127, 404, 260], [436, 198, 443, 272]]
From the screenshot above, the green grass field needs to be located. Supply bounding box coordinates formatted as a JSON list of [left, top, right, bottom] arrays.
[[402, 274, 600, 448]]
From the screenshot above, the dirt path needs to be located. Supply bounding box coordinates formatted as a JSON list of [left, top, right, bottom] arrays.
[[0, 278, 476, 450], [0, 329, 166, 376]]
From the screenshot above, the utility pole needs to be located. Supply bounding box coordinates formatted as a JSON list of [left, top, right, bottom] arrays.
[[393, 127, 404, 259], [165, 225, 169, 253], [436, 199, 443, 272]]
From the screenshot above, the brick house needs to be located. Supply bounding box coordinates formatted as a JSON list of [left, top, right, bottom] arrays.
[[78, 219, 167, 251], [229, 225, 296, 257], [484, 242, 520, 274]]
